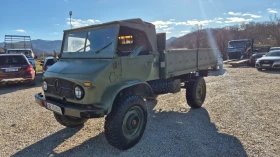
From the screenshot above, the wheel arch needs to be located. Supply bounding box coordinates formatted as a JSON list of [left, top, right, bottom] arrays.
[[101, 80, 154, 115]]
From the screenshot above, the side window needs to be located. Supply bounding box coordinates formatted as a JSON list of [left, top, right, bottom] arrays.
[[118, 36, 133, 45]]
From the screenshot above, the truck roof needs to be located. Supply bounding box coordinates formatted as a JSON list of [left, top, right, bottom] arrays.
[[229, 39, 253, 42], [64, 18, 158, 52]]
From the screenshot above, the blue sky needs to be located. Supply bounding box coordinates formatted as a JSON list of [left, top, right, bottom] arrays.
[[0, 0, 279, 42]]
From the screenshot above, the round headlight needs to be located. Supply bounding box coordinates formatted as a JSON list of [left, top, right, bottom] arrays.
[[74, 86, 84, 99], [43, 81, 47, 91]]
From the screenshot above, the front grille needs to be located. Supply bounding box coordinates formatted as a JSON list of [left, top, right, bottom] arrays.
[[45, 78, 76, 100], [259, 60, 275, 64]]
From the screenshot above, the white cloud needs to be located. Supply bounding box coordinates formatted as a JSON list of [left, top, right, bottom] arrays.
[[52, 32, 59, 35], [267, 8, 278, 13], [216, 21, 223, 24], [213, 17, 223, 21], [166, 31, 171, 34], [181, 30, 190, 33], [152, 20, 187, 29], [242, 13, 261, 18], [179, 33, 185, 37], [67, 18, 101, 28], [228, 11, 242, 16], [55, 24, 60, 26], [163, 27, 174, 31], [186, 20, 213, 26], [15, 29, 26, 33], [225, 17, 253, 23]]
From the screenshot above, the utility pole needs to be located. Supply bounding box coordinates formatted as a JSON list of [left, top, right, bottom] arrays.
[[69, 11, 72, 29]]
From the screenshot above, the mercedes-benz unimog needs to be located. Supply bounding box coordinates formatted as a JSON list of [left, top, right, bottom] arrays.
[[34, 18, 219, 150]]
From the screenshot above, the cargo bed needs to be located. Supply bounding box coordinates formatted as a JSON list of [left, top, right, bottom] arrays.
[[161, 48, 218, 79]]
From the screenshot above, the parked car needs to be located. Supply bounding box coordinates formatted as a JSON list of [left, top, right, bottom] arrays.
[[41, 56, 58, 73], [249, 52, 267, 66], [269, 47, 280, 51], [255, 50, 280, 70], [0, 54, 36, 85]]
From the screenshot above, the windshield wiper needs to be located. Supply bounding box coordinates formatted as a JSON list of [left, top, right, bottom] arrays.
[[94, 42, 113, 54]]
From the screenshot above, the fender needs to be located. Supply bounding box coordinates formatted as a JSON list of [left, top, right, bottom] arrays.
[[101, 80, 154, 115]]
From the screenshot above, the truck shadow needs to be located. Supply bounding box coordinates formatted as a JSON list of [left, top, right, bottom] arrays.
[[0, 73, 42, 95], [208, 69, 226, 76], [12, 103, 248, 157]]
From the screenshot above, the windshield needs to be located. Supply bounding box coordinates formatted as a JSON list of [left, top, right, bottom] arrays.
[[228, 41, 246, 48], [265, 51, 280, 56], [7, 50, 33, 58], [63, 26, 118, 56]]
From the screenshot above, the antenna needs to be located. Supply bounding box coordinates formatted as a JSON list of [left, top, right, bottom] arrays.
[[69, 11, 72, 29]]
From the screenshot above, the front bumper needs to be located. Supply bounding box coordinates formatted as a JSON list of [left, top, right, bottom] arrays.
[[34, 93, 105, 118], [255, 61, 280, 69], [0, 78, 34, 84]]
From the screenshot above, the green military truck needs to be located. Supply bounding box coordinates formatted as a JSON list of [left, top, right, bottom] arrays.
[[34, 18, 219, 150]]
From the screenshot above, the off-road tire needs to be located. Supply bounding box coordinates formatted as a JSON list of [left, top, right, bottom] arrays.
[[186, 76, 206, 108], [146, 94, 158, 101], [148, 79, 181, 95], [53, 112, 88, 127], [104, 95, 147, 150]]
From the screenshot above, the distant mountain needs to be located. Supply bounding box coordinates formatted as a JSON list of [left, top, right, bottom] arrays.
[[166, 37, 177, 44], [0, 39, 62, 54]]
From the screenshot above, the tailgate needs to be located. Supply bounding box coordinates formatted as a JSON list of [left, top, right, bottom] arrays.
[[160, 48, 218, 79], [0, 56, 29, 80]]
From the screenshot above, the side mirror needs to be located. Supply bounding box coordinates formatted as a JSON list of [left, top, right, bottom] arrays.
[[129, 46, 143, 58]]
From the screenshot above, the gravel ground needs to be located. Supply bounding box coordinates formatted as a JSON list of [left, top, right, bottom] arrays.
[[0, 66, 279, 157]]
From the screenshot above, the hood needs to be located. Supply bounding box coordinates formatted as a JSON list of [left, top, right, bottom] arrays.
[[258, 56, 280, 60], [46, 59, 111, 75]]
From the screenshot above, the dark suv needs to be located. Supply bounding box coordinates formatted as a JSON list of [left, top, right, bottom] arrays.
[[0, 54, 36, 86]]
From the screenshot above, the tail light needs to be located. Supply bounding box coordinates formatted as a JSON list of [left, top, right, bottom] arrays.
[[27, 64, 34, 73], [43, 66, 47, 71]]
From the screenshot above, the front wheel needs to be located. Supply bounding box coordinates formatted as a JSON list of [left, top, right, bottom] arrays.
[[53, 112, 88, 127], [185, 76, 206, 108], [104, 95, 147, 150]]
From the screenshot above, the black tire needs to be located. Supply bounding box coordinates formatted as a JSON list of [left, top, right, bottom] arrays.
[[213, 66, 217, 71], [257, 68, 262, 71], [53, 112, 88, 127], [146, 94, 158, 101], [148, 79, 181, 95], [104, 95, 147, 150], [185, 77, 206, 108]]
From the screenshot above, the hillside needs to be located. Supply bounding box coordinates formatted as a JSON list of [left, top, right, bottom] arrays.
[[0, 39, 62, 54], [166, 37, 177, 44], [167, 16, 280, 58]]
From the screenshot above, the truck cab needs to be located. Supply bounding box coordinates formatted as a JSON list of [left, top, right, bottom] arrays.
[[227, 39, 254, 60]]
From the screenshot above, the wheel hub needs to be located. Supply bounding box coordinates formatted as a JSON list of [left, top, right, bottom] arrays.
[[126, 114, 139, 130]]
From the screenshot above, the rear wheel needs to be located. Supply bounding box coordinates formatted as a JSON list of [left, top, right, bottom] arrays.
[[185, 77, 206, 108], [104, 95, 147, 150], [54, 112, 88, 127]]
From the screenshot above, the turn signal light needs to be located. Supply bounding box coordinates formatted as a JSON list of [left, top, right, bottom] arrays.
[[84, 82, 92, 87]]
